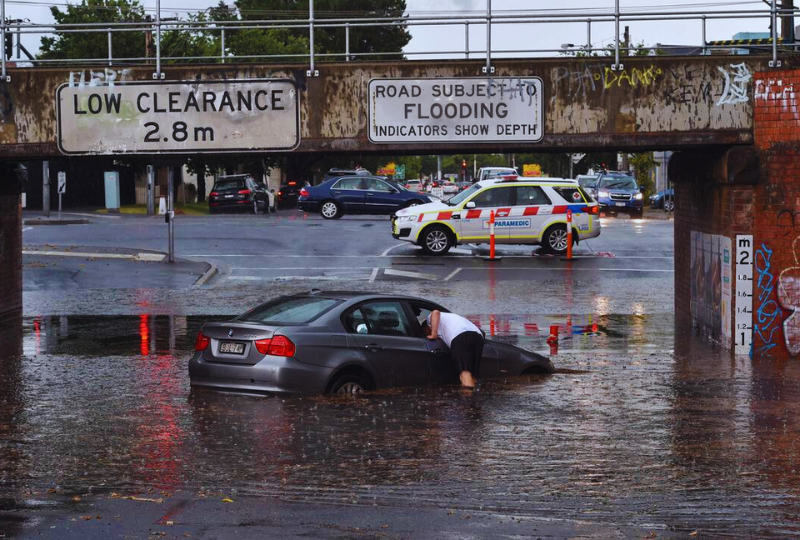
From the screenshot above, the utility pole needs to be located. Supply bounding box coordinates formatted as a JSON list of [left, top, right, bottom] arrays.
[[782, 0, 795, 43]]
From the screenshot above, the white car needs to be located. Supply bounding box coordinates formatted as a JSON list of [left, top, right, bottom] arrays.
[[442, 181, 459, 195], [391, 177, 601, 255], [404, 179, 423, 192]]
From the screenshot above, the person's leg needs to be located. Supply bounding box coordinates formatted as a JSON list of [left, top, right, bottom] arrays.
[[450, 333, 475, 387]]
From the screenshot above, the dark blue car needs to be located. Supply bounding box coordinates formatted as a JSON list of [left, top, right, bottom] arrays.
[[649, 188, 675, 211], [298, 176, 432, 219], [589, 172, 644, 218]]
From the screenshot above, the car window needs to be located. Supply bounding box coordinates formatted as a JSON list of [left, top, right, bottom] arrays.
[[365, 178, 393, 192], [349, 301, 412, 337], [553, 187, 584, 203], [469, 186, 515, 208], [332, 177, 363, 190], [515, 186, 551, 205], [213, 179, 246, 191], [599, 176, 637, 190], [578, 186, 595, 202], [238, 297, 341, 325], [448, 183, 482, 205]]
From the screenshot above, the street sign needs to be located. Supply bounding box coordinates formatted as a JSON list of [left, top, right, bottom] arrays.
[[395, 164, 406, 180], [57, 171, 66, 194], [368, 77, 543, 144], [57, 79, 299, 155]]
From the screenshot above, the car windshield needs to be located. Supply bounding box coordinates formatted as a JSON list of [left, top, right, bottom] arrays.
[[599, 176, 637, 190], [213, 179, 246, 191], [577, 176, 597, 188], [447, 183, 482, 205], [237, 297, 341, 325]]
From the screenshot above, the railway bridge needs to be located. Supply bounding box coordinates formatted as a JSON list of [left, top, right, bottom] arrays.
[[0, 54, 799, 358]]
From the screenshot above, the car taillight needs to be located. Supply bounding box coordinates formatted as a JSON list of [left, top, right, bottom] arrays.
[[253, 335, 296, 357], [300, 188, 309, 197], [588, 205, 599, 215], [238, 189, 251, 195], [288, 181, 297, 186], [194, 331, 210, 351], [209, 191, 218, 197], [278, 191, 283, 196]]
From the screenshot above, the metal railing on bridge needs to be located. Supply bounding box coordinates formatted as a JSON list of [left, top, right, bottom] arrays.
[[0, 0, 795, 82]]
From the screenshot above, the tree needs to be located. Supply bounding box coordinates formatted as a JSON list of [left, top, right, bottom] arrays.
[[629, 152, 657, 196], [39, 0, 147, 61], [160, 2, 238, 63], [232, 0, 410, 61]]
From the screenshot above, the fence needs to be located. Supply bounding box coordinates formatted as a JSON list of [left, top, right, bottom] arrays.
[[0, 0, 795, 81]]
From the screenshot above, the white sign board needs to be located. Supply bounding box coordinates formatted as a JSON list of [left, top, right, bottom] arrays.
[[735, 235, 754, 355], [368, 77, 543, 144], [57, 171, 66, 194], [57, 79, 299, 155]]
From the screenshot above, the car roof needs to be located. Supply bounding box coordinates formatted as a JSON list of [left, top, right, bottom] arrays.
[[216, 174, 250, 180], [289, 290, 442, 304], [482, 177, 579, 186]]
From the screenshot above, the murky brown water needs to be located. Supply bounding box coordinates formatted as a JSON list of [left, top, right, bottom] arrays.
[[2, 314, 800, 537]]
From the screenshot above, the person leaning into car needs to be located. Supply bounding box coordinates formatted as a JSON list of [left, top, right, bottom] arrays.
[[424, 310, 484, 388]]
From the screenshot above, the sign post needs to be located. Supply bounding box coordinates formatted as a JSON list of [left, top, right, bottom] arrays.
[[735, 235, 754, 355], [166, 167, 175, 263], [146, 165, 155, 215], [57, 171, 66, 219]]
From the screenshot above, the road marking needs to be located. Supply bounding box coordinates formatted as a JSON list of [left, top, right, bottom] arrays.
[[383, 268, 439, 280], [231, 266, 376, 270], [443, 268, 463, 281], [57, 212, 120, 219], [380, 243, 407, 257], [23, 250, 164, 262], [22, 227, 32, 232], [229, 275, 369, 281], [450, 247, 473, 255], [187, 254, 377, 258], [369, 267, 379, 283]]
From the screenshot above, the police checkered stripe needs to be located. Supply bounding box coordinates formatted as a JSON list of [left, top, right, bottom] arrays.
[[417, 204, 588, 222]]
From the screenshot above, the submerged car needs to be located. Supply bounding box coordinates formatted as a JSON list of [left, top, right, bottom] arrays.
[[189, 292, 555, 395]]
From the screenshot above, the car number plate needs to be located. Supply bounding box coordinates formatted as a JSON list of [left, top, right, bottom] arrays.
[[615, 202, 626, 207], [219, 341, 245, 354], [225, 195, 234, 198]]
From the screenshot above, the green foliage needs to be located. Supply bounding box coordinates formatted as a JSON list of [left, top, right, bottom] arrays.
[[629, 152, 657, 196], [39, 0, 147, 60]]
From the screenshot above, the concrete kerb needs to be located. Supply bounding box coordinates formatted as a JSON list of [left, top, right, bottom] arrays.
[[193, 263, 218, 287], [23, 218, 91, 226]]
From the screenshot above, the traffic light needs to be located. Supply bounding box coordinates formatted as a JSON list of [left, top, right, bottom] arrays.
[[461, 159, 467, 170]]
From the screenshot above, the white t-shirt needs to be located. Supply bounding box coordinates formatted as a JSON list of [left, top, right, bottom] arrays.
[[427, 312, 481, 348]]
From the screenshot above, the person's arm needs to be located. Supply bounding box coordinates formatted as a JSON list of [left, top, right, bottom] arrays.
[[427, 310, 440, 340]]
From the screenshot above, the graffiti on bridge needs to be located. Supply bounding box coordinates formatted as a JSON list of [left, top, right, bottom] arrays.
[[754, 243, 781, 357], [778, 237, 800, 356]]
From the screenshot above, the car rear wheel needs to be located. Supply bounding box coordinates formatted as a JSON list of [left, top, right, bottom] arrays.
[[329, 373, 370, 395], [420, 225, 453, 255], [321, 200, 342, 219], [664, 199, 674, 212], [543, 225, 569, 255]]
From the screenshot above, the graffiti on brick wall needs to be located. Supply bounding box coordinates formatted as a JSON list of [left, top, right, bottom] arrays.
[[691, 232, 732, 348], [716, 62, 752, 106], [777, 237, 800, 355], [754, 77, 796, 102], [754, 243, 781, 357]]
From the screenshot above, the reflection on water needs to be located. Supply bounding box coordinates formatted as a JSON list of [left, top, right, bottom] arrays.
[[1, 315, 800, 536]]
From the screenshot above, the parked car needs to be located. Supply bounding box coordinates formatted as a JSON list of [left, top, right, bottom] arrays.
[[392, 176, 601, 255], [189, 291, 555, 395], [404, 179, 423, 192], [586, 171, 644, 218], [298, 175, 431, 219], [277, 180, 308, 209], [650, 188, 675, 211], [209, 174, 271, 214], [456, 181, 472, 192], [477, 166, 518, 182]]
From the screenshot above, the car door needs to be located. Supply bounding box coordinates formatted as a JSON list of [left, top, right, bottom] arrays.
[[507, 185, 553, 243], [405, 300, 460, 386], [345, 301, 431, 388], [458, 185, 515, 243], [363, 177, 404, 214], [330, 177, 366, 212]]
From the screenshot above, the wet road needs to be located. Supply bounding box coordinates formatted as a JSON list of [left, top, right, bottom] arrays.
[[3, 314, 800, 538]]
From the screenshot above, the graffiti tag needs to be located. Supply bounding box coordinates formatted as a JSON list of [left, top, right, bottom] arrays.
[[597, 65, 663, 89], [754, 243, 780, 357], [716, 63, 752, 106], [777, 236, 800, 356], [68, 68, 134, 88]]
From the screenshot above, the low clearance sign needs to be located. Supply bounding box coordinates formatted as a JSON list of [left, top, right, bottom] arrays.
[[368, 77, 543, 144], [57, 79, 299, 155]]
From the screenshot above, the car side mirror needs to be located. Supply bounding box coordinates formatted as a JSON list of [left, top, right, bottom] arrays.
[[466, 201, 476, 209]]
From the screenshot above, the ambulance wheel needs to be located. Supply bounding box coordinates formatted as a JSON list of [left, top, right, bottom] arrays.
[[543, 225, 569, 255], [420, 225, 452, 255]]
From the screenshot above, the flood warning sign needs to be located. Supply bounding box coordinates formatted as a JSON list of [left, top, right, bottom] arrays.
[[368, 77, 543, 144]]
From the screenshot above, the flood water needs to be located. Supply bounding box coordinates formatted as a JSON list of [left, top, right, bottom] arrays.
[[2, 314, 800, 537]]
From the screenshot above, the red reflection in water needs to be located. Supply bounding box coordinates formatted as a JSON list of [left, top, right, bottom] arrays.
[[139, 314, 150, 357], [33, 318, 41, 355]]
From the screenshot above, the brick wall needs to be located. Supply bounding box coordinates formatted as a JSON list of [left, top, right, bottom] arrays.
[[0, 186, 22, 323], [672, 149, 755, 347], [750, 69, 800, 358]]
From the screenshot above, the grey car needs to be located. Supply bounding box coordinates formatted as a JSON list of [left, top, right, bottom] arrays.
[[189, 291, 555, 395]]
